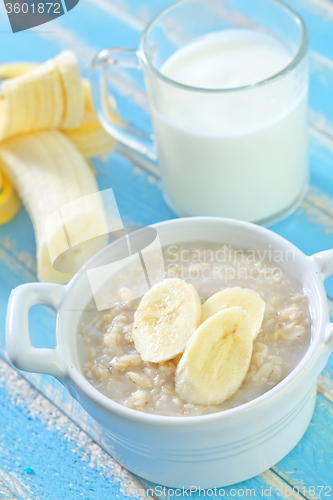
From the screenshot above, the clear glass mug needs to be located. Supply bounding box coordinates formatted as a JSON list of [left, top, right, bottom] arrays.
[[90, 0, 309, 224]]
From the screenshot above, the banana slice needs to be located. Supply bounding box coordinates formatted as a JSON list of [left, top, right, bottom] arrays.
[[0, 51, 83, 140], [201, 287, 265, 339], [172, 353, 183, 367], [132, 278, 201, 363], [0, 130, 108, 283], [175, 307, 253, 405]]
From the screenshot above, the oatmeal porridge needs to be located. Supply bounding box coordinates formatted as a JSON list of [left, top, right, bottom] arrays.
[[77, 243, 311, 416]]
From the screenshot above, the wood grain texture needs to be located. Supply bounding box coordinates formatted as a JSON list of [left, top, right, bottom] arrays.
[[0, 467, 34, 500], [0, 357, 148, 500], [0, 0, 333, 498]]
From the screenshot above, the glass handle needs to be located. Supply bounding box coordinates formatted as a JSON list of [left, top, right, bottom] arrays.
[[90, 48, 157, 165]]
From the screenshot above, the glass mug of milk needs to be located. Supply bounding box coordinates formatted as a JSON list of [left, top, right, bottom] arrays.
[[91, 0, 309, 224]]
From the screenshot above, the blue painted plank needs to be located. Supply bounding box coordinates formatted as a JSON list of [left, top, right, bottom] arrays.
[[310, 55, 333, 133], [271, 392, 333, 497], [57, 1, 142, 50], [0, 358, 145, 500], [95, 152, 174, 226], [284, 0, 333, 62]]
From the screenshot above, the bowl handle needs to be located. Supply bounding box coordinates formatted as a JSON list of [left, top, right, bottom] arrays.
[[6, 282, 67, 379], [310, 249, 333, 281], [310, 249, 333, 349]]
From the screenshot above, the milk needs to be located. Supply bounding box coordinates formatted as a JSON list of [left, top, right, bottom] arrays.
[[147, 30, 308, 222]]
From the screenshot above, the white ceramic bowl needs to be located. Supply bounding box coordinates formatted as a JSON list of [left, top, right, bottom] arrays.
[[6, 218, 333, 488]]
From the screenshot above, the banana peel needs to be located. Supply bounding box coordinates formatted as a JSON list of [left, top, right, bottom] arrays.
[[0, 62, 38, 80], [0, 169, 21, 225], [0, 130, 108, 282]]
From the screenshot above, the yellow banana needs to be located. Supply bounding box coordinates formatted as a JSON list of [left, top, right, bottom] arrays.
[[0, 60, 119, 158], [0, 131, 108, 283], [201, 287, 266, 339], [132, 278, 202, 362], [175, 307, 253, 405], [57, 51, 84, 129], [0, 51, 84, 141]]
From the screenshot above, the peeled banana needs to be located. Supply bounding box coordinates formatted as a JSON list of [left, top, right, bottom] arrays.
[[0, 131, 108, 283], [57, 51, 84, 129], [0, 51, 121, 282], [132, 278, 202, 363], [0, 57, 119, 158], [0, 170, 21, 225], [175, 307, 253, 405], [0, 51, 84, 141], [201, 287, 265, 339], [64, 80, 120, 158], [0, 62, 38, 80]]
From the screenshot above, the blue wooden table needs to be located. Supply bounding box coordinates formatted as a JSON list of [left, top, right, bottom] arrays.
[[1, 0, 333, 498]]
